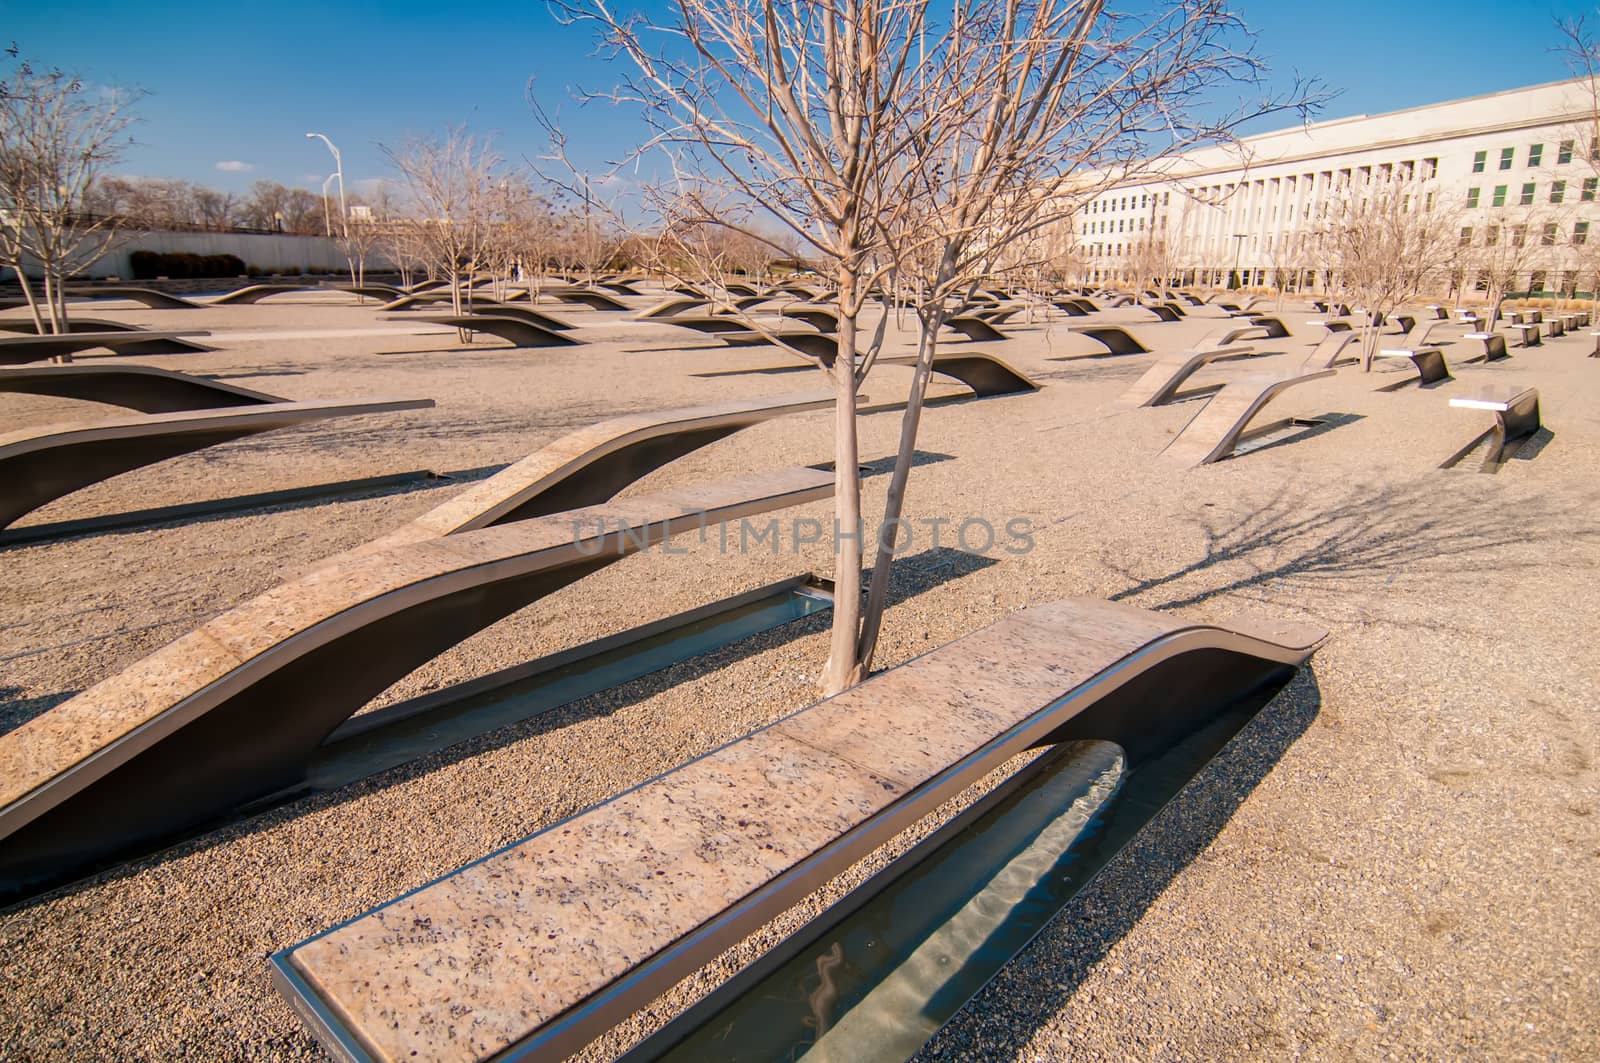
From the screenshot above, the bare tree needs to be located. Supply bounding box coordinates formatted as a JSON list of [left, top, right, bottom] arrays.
[[851, 0, 1319, 675], [381, 127, 502, 319], [1465, 210, 1560, 327], [1319, 171, 1461, 368], [0, 46, 141, 333], [562, 0, 1316, 691]]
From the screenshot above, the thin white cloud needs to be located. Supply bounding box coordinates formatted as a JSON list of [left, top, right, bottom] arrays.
[[214, 160, 254, 173]]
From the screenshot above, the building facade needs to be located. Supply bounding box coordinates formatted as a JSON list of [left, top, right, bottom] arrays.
[[1073, 77, 1600, 295]]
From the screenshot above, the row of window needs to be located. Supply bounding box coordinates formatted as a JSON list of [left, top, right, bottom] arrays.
[[1465, 178, 1598, 208], [1083, 216, 1165, 235], [1470, 140, 1599, 173], [1459, 221, 1590, 247], [1088, 192, 1170, 215]]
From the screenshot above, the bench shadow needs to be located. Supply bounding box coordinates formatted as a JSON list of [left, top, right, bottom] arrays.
[[918, 667, 1322, 1059], [7, 546, 1003, 912], [1101, 477, 1600, 621], [0, 465, 508, 549]]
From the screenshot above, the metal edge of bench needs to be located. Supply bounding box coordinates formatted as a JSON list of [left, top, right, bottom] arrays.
[[269, 603, 1325, 1063], [0, 466, 837, 877]]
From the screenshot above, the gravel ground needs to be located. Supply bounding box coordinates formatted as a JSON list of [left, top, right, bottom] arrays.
[[1, 290, 1596, 1061]]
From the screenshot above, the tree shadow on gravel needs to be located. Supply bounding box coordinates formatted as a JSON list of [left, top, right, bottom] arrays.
[[916, 667, 1323, 1060], [5, 546, 1002, 913], [1103, 477, 1600, 623]]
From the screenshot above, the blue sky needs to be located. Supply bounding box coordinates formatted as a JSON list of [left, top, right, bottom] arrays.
[[7, 0, 1595, 201]]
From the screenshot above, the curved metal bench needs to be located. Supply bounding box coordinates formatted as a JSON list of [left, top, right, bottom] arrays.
[[1115, 345, 1259, 408], [391, 314, 579, 349], [1160, 368, 1337, 466], [1198, 324, 1270, 349], [63, 285, 205, 310], [1444, 384, 1541, 472], [1246, 315, 1292, 339], [378, 291, 463, 312], [551, 289, 631, 311], [0, 364, 280, 413], [1461, 332, 1510, 362], [0, 466, 834, 900], [1376, 345, 1451, 386], [207, 283, 321, 305], [272, 597, 1324, 1063], [777, 306, 839, 333], [1143, 303, 1183, 322], [467, 306, 576, 332], [875, 351, 1039, 397], [1052, 299, 1090, 317], [1065, 324, 1150, 356], [942, 315, 1008, 341], [0, 330, 215, 365], [1302, 331, 1360, 370], [0, 397, 434, 530], [637, 297, 707, 320], [0, 318, 215, 354], [356, 391, 835, 553]]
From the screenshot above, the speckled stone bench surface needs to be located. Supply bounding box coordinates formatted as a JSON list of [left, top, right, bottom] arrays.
[[274, 599, 1324, 1063]]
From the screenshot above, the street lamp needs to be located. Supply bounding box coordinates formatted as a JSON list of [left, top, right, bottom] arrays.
[[305, 132, 347, 238], [319, 174, 338, 238]]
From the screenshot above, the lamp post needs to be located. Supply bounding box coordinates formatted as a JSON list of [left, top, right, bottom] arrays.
[[305, 132, 347, 239], [319, 174, 337, 238], [1230, 232, 1247, 290]]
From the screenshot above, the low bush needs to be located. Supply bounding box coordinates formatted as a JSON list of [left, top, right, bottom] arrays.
[[129, 251, 248, 279]]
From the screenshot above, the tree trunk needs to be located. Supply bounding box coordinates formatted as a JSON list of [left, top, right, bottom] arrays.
[[15, 270, 46, 335], [821, 278, 864, 696], [856, 304, 941, 674]]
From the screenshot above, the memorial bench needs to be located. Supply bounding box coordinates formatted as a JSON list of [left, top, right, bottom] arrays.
[[1509, 322, 1542, 348], [1114, 344, 1260, 408], [1159, 367, 1337, 466], [0, 317, 216, 355], [0, 330, 215, 366], [1062, 324, 1150, 355], [1443, 384, 1541, 472], [1375, 345, 1451, 386], [0, 466, 834, 900], [390, 314, 579, 349], [0, 397, 433, 531], [1461, 332, 1510, 362], [270, 597, 1324, 1063], [0, 364, 280, 413], [62, 285, 205, 310]]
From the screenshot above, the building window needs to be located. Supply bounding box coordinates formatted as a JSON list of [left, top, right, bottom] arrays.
[[1574, 222, 1590, 245], [1422, 157, 1438, 179], [1485, 226, 1500, 246], [1459, 226, 1474, 246], [1472, 150, 1487, 173], [1425, 191, 1435, 211], [1162, 192, 1170, 205], [1511, 224, 1526, 248], [1520, 183, 1536, 206], [1563, 270, 1578, 293], [1492, 185, 1507, 207], [1552, 180, 1566, 204], [1466, 187, 1480, 208], [1531, 270, 1547, 293], [1542, 223, 1558, 246], [1528, 143, 1543, 167], [1559, 140, 1575, 164], [1499, 147, 1515, 169], [1587, 178, 1599, 202]]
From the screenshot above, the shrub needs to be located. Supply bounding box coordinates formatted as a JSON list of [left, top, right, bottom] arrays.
[[128, 251, 248, 279]]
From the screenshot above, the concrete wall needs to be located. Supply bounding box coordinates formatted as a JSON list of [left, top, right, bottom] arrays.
[[4, 230, 395, 280], [97, 230, 396, 278]]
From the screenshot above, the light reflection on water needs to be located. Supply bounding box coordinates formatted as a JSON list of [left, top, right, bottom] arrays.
[[646, 740, 1126, 1063]]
